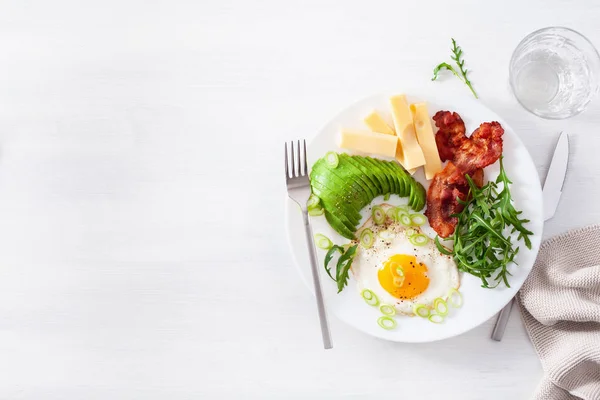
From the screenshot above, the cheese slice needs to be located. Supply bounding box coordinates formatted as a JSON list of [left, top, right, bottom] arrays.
[[364, 111, 395, 135], [395, 140, 417, 175], [410, 102, 443, 180], [338, 129, 398, 158], [390, 95, 426, 170]]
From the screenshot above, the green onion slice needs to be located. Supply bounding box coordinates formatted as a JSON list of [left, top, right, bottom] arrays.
[[400, 214, 412, 227], [409, 234, 429, 246], [379, 304, 396, 316], [386, 207, 397, 221], [434, 297, 449, 316], [372, 206, 385, 225], [428, 314, 444, 324], [405, 228, 417, 238], [396, 205, 409, 213], [314, 233, 333, 250], [395, 207, 408, 221], [410, 213, 427, 226], [307, 194, 320, 209], [361, 289, 379, 306], [325, 151, 339, 168], [308, 207, 324, 216], [360, 229, 375, 249], [447, 288, 463, 308], [395, 265, 404, 277], [377, 316, 397, 330], [413, 304, 430, 318]]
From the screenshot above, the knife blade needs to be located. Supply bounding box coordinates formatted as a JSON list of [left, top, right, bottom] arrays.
[[491, 131, 569, 341], [543, 131, 570, 221]]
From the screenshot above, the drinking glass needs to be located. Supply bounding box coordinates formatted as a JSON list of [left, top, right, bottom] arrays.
[[509, 27, 600, 119]]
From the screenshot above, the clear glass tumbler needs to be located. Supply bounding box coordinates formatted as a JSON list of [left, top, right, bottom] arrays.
[[509, 27, 600, 119]]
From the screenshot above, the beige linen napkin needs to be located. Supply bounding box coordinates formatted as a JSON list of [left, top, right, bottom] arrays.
[[516, 225, 600, 400]]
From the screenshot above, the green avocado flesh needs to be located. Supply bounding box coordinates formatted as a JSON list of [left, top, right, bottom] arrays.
[[309, 153, 426, 239]]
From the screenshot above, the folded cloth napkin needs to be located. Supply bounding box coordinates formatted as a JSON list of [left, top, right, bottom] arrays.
[[516, 225, 600, 400]]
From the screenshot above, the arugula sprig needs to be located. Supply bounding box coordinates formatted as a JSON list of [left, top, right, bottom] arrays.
[[435, 158, 532, 288], [324, 244, 358, 293], [432, 38, 478, 99]]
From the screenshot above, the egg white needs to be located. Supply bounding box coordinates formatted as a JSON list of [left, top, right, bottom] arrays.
[[351, 204, 460, 315]]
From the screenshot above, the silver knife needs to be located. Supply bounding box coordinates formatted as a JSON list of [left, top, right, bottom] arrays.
[[491, 131, 569, 341]]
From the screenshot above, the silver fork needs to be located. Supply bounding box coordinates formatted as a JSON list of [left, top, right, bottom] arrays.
[[285, 140, 333, 349]]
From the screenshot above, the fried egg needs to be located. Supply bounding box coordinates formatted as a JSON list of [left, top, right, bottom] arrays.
[[351, 204, 460, 315]]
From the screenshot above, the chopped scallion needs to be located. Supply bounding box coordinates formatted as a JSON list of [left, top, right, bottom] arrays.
[[413, 304, 430, 318], [400, 214, 412, 227], [360, 229, 375, 249], [372, 206, 385, 225], [308, 207, 324, 216], [361, 289, 379, 306], [377, 316, 397, 330], [447, 288, 463, 308], [433, 298, 449, 316], [410, 214, 427, 226], [314, 233, 333, 250], [307, 194, 320, 209], [409, 234, 429, 246], [428, 314, 444, 324], [325, 151, 339, 168], [379, 304, 396, 316]]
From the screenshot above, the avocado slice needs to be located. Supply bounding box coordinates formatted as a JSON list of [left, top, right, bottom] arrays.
[[353, 156, 386, 195], [324, 209, 356, 239], [310, 181, 361, 227], [363, 157, 391, 195], [378, 161, 400, 195], [388, 162, 408, 196], [338, 154, 378, 199], [311, 160, 370, 208]]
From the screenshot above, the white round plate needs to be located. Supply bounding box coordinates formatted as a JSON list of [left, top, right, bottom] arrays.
[[285, 86, 543, 343]]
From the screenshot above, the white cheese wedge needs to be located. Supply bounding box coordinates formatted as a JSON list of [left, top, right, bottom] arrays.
[[338, 129, 398, 158], [410, 102, 443, 180], [390, 95, 426, 170], [364, 111, 395, 135]]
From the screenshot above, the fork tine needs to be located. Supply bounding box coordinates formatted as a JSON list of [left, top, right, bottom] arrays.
[[290, 140, 296, 177], [297, 140, 302, 176], [302, 139, 308, 176], [284, 142, 289, 179]]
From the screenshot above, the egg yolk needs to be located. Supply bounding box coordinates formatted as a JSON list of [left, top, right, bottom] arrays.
[[378, 254, 429, 300]]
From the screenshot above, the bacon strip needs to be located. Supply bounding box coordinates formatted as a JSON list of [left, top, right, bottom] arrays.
[[432, 111, 467, 162], [426, 112, 504, 237]]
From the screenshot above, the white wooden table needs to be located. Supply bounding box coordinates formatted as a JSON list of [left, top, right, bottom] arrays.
[[0, 0, 599, 398]]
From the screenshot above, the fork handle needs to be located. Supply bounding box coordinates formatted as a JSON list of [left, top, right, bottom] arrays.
[[302, 210, 333, 349]]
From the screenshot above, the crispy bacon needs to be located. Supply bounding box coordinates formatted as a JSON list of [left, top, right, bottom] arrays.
[[453, 122, 504, 171], [433, 111, 467, 162], [425, 112, 504, 237], [425, 163, 483, 238]]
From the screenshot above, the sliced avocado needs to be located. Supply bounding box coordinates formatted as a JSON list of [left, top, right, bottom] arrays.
[[339, 154, 378, 199], [388, 162, 408, 196], [378, 161, 400, 195], [310, 181, 361, 227], [363, 157, 391, 195], [353, 156, 386, 195], [312, 160, 370, 208], [337, 154, 377, 200], [324, 210, 355, 239]]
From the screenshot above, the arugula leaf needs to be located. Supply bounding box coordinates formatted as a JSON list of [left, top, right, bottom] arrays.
[[335, 244, 358, 293], [432, 38, 478, 99], [446, 157, 532, 288], [432, 62, 461, 81], [324, 245, 344, 281]]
